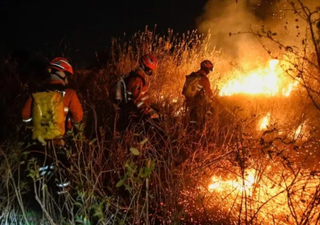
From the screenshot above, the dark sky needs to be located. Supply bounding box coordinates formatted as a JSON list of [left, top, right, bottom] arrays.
[[0, 0, 208, 65]]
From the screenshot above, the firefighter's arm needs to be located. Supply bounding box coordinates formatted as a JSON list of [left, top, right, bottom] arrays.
[[21, 97, 33, 123], [128, 78, 158, 118], [128, 77, 144, 102], [128, 77, 149, 109], [202, 77, 213, 98], [68, 90, 84, 124], [148, 107, 159, 119]]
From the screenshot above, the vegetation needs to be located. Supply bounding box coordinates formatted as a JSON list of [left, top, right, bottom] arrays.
[[0, 1, 320, 224]]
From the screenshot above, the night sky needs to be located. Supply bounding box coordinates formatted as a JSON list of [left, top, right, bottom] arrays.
[[0, 0, 208, 65]]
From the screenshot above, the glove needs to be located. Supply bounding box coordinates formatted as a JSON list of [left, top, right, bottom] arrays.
[[150, 111, 159, 119], [143, 107, 159, 119]]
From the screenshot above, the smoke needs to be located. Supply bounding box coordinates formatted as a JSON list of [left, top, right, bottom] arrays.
[[197, 0, 320, 64]]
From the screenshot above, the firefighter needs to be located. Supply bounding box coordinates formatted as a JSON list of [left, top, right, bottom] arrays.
[[115, 54, 159, 131], [21, 57, 83, 195], [182, 60, 214, 130]]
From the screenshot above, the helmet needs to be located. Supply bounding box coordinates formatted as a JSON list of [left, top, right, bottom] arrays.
[[139, 54, 157, 75], [48, 57, 74, 75], [200, 60, 214, 72]]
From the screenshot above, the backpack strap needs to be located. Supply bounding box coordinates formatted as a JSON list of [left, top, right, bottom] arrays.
[[119, 76, 128, 103]]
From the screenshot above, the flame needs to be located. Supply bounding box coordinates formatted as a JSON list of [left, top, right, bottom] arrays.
[[219, 59, 297, 96], [259, 113, 270, 130], [208, 169, 256, 193], [203, 167, 320, 224], [294, 124, 302, 139], [282, 80, 299, 97], [293, 122, 308, 140]]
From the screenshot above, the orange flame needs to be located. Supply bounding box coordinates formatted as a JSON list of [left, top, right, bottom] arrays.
[[204, 167, 320, 224], [208, 169, 256, 193], [259, 113, 270, 130], [219, 60, 297, 96]]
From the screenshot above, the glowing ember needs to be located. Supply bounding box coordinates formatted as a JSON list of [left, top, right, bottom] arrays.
[[219, 59, 297, 96]]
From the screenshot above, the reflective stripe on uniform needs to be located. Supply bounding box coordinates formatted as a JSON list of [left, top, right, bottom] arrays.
[[64, 107, 69, 113], [137, 102, 144, 108], [23, 118, 32, 122], [57, 190, 68, 195], [40, 171, 46, 176], [39, 165, 49, 171], [56, 181, 70, 187], [40, 170, 53, 176], [39, 165, 55, 171], [127, 91, 132, 100], [141, 96, 149, 101], [38, 164, 55, 176], [40, 170, 46, 176], [197, 84, 203, 91]]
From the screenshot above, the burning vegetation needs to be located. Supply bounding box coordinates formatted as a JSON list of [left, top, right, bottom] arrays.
[[0, 0, 320, 224], [219, 59, 299, 97]]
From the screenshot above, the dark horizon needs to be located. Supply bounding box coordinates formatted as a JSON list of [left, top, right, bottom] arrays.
[[0, 0, 208, 67]]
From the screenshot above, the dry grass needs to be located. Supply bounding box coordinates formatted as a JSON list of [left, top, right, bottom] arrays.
[[0, 24, 320, 225]]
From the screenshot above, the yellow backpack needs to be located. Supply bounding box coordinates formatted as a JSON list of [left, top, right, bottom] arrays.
[[32, 90, 66, 144], [182, 73, 201, 98]]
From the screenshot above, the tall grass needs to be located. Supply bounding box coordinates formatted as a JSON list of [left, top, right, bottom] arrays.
[[1, 27, 320, 225]]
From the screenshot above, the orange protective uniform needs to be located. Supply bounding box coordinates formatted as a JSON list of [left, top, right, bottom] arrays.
[[116, 68, 158, 131], [126, 69, 151, 114], [185, 69, 213, 129], [193, 69, 213, 98]]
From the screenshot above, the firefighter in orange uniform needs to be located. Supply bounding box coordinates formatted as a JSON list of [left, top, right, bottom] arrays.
[[22, 58, 83, 131], [116, 54, 159, 131], [21, 57, 83, 195], [182, 60, 214, 130]]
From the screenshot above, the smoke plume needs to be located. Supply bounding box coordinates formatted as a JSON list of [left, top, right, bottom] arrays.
[[197, 0, 320, 64]]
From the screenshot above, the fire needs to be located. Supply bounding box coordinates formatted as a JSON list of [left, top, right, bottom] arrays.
[[208, 169, 256, 192], [259, 113, 270, 130], [219, 59, 297, 96], [294, 124, 302, 139], [203, 167, 320, 224], [258, 113, 308, 139], [293, 121, 309, 140], [282, 80, 299, 97]]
